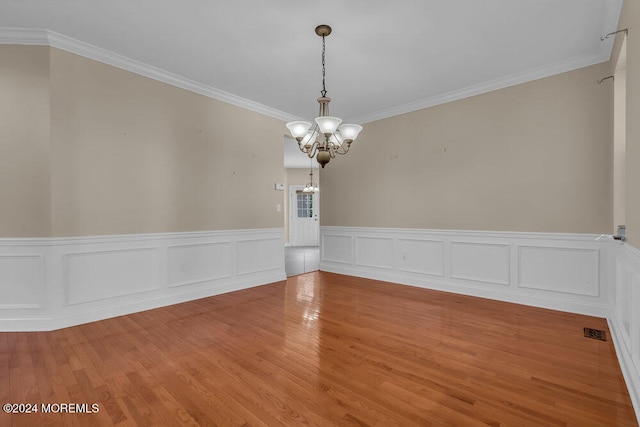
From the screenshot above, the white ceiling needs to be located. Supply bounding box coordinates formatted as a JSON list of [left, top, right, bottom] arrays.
[[0, 0, 623, 166]]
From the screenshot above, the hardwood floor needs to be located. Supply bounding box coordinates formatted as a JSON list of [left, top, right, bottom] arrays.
[[0, 271, 637, 426]]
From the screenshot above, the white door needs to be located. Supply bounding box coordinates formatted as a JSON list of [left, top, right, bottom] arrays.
[[289, 186, 319, 246]]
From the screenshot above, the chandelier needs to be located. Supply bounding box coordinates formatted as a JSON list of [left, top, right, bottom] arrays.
[[303, 159, 319, 193], [286, 25, 362, 168]]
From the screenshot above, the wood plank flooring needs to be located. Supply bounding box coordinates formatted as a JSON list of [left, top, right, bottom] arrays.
[[0, 271, 637, 426]]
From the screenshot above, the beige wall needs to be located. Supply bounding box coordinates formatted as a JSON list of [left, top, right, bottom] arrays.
[[612, 0, 640, 248], [284, 167, 319, 243], [0, 46, 51, 237], [321, 63, 613, 234], [1, 39, 629, 240], [2, 46, 285, 238]]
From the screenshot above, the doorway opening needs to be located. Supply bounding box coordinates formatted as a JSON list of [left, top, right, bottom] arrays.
[[284, 136, 321, 276], [285, 185, 320, 276]]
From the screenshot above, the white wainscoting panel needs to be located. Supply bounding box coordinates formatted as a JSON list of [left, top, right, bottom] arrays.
[[168, 242, 232, 287], [450, 242, 510, 285], [236, 237, 283, 275], [0, 228, 285, 331], [320, 227, 609, 316], [0, 254, 45, 309], [356, 236, 394, 269], [614, 258, 632, 336], [396, 238, 444, 276], [518, 246, 599, 296], [608, 243, 640, 418], [64, 248, 160, 305], [322, 234, 353, 264]]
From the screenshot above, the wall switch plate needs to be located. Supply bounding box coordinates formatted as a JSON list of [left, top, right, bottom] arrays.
[[275, 183, 284, 191]]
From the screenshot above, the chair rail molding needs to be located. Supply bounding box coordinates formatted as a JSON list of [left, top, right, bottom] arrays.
[[0, 228, 286, 331]]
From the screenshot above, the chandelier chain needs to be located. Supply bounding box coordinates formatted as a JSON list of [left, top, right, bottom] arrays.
[[321, 35, 327, 97]]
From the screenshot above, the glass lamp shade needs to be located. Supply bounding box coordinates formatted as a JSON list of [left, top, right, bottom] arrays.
[[328, 133, 343, 146], [315, 116, 342, 135], [286, 121, 312, 139], [337, 124, 362, 142]]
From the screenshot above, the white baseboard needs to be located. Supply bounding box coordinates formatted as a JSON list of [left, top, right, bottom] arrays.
[[320, 262, 609, 317], [608, 311, 640, 419], [320, 227, 610, 317], [0, 229, 286, 331]]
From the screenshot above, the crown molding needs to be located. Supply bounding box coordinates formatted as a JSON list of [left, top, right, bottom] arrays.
[[347, 0, 621, 124], [0, 27, 298, 123], [347, 51, 611, 124], [0, 24, 618, 126], [0, 27, 50, 44]]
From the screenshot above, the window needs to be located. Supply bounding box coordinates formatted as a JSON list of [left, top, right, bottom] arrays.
[[296, 191, 314, 218]]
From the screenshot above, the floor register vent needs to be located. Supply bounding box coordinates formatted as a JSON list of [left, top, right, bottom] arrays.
[[584, 327, 607, 341]]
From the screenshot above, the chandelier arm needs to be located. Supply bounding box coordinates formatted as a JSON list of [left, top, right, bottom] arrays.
[[330, 140, 348, 156], [297, 126, 321, 155], [298, 142, 311, 155], [334, 146, 345, 156], [328, 144, 338, 159], [308, 141, 320, 159]]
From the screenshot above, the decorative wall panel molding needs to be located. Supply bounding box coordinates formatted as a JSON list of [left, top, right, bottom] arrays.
[[167, 242, 233, 288], [396, 238, 444, 276], [0, 254, 45, 309], [0, 229, 285, 331], [321, 234, 353, 264], [321, 227, 609, 316], [63, 247, 160, 305], [449, 241, 510, 285], [355, 236, 394, 269], [608, 243, 640, 418], [518, 246, 599, 296], [236, 237, 283, 275]]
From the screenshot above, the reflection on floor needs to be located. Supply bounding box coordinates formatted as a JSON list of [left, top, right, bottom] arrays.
[[285, 246, 320, 277]]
